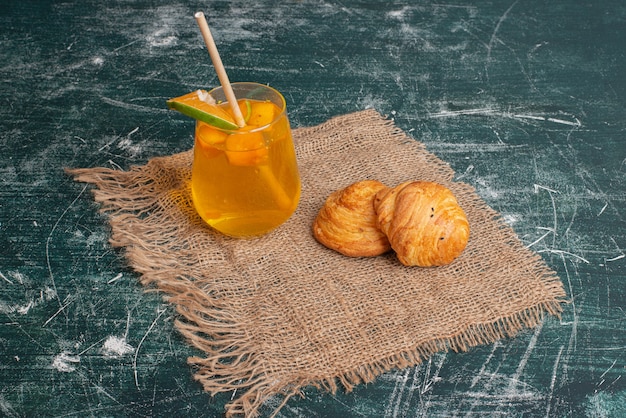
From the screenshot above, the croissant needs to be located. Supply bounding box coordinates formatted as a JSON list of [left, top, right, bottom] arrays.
[[313, 180, 392, 257], [374, 181, 469, 267]]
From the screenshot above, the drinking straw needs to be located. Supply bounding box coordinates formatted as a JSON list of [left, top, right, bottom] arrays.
[[259, 165, 292, 210], [194, 11, 292, 212], [194, 11, 246, 128]]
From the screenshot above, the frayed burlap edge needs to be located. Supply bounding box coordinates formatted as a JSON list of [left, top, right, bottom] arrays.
[[67, 109, 567, 417]]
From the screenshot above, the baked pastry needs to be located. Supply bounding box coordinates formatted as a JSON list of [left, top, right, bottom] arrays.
[[374, 181, 469, 267], [313, 180, 391, 257]]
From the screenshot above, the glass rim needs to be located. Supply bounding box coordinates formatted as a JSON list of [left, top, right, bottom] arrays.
[[207, 82, 287, 134]]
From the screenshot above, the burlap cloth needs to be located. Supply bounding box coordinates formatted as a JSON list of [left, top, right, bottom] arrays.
[[68, 109, 566, 417]]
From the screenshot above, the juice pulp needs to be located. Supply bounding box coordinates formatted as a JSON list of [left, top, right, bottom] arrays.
[[191, 98, 301, 237]]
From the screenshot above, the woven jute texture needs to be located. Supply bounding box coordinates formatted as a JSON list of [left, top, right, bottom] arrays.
[[68, 109, 566, 417]]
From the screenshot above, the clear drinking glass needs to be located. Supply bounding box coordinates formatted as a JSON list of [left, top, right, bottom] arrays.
[[191, 82, 301, 237]]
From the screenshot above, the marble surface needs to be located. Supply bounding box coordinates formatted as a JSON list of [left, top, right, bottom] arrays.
[[1, 1, 625, 416]]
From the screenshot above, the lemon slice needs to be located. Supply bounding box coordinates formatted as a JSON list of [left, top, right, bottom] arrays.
[[166, 90, 239, 130]]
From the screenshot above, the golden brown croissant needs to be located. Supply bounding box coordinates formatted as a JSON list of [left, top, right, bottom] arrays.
[[313, 180, 392, 257], [374, 181, 469, 267]]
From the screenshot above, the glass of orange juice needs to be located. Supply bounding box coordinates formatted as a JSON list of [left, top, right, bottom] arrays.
[[191, 82, 301, 237]]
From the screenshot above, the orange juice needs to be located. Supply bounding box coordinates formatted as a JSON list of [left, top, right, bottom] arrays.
[[191, 83, 301, 237]]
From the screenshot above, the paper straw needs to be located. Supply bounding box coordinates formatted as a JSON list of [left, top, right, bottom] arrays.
[[194, 11, 246, 128]]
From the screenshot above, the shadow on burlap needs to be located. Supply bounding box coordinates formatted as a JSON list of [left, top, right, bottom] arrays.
[[68, 109, 567, 417]]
